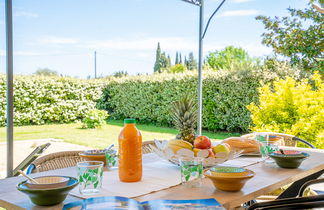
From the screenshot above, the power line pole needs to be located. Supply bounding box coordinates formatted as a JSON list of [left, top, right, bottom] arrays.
[[94, 51, 97, 79]]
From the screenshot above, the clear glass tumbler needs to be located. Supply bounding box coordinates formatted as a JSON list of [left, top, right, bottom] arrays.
[[255, 133, 280, 163], [179, 157, 203, 188], [77, 161, 103, 195], [105, 150, 118, 170]]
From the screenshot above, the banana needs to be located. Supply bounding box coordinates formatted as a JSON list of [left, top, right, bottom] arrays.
[[168, 144, 186, 153], [168, 140, 193, 153]]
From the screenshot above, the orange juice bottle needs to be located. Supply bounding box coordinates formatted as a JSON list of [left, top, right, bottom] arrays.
[[118, 119, 142, 182]]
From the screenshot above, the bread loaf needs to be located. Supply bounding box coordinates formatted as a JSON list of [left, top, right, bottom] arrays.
[[221, 137, 260, 153]]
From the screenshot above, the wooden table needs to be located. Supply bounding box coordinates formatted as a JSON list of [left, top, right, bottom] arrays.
[[1, 147, 324, 210]]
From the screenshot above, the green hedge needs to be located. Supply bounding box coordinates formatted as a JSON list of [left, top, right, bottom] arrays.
[[98, 67, 304, 132], [1, 63, 305, 132], [0, 75, 105, 126]]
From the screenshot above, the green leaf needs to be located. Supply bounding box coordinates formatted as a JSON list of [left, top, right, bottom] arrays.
[[190, 166, 198, 172], [94, 181, 99, 188], [185, 175, 190, 182], [79, 175, 84, 183]]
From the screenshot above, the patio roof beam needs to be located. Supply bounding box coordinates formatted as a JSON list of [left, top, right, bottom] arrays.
[[5, 0, 14, 177]]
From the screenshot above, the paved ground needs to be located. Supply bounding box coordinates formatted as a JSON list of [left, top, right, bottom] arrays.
[[0, 139, 91, 178]]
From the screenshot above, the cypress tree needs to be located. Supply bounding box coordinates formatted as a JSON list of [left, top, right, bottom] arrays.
[[175, 52, 179, 65], [187, 52, 198, 70], [154, 42, 162, 73], [179, 53, 182, 64], [184, 56, 188, 69], [160, 52, 169, 70], [167, 55, 171, 67]]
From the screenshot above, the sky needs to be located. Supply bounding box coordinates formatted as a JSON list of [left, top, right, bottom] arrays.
[[0, 0, 309, 78]]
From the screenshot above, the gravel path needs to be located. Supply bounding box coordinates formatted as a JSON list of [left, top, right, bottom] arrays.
[[0, 139, 91, 178]]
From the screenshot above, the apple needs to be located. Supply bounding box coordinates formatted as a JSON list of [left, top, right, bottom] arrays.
[[194, 136, 211, 149]]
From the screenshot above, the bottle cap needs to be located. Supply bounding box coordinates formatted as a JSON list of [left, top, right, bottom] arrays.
[[124, 118, 136, 124]]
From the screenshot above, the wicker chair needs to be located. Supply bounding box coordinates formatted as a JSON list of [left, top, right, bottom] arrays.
[[142, 140, 156, 154], [27, 141, 157, 174], [26, 150, 84, 174], [242, 132, 317, 203], [241, 132, 316, 148]]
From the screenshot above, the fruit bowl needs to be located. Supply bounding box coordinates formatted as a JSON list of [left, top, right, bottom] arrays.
[[150, 139, 242, 167]]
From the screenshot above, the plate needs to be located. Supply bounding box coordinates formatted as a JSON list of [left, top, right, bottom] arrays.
[[241, 152, 261, 157], [150, 140, 243, 167]]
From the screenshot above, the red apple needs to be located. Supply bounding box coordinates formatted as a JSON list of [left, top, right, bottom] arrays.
[[194, 136, 211, 149], [207, 149, 215, 157]]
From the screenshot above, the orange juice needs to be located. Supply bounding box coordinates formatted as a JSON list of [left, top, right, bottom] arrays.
[[118, 119, 142, 182]]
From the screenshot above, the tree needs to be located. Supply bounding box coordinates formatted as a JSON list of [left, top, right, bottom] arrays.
[[160, 52, 169, 70], [153, 43, 162, 73], [205, 46, 258, 71], [167, 55, 172, 68], [154, 43, 171, 73], [179, 53, 182, 64], [168, 64, 186, 73], [256, 1, 324, 72], [34, 68, 58, 76], [175, 52, 179, 65], [113, 70, 128, 78], [186, 52, 198, 71]]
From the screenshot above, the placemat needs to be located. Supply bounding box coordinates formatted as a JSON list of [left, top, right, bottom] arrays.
[[70, 154, 181, 199], [70, 154, 262, 199], [219, 157, 262, 168]]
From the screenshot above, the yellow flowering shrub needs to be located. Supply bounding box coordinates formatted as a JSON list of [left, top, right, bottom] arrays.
[[248, 72, 324, 148]]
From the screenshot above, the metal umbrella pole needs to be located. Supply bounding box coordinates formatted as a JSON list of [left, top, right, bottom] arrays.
[[197, 0, 204, 136], [180, 0, 226, 135], [5, 0, 14, 177]]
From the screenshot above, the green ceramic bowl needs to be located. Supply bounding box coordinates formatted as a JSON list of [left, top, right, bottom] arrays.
[[269, 151, 309, 169], [17, 176, 78, 206]]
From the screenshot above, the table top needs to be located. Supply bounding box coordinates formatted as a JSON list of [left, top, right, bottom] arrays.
[[1, 147, 324, 210]]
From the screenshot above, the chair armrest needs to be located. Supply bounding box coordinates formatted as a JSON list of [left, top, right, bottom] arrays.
[[260, 201, 324, 210], [298, 178, 324, 197], [26, 164, 35, 175], [292, 136, 316, 148], [12, 143, 50, 176], [247, 194, 324, 210]]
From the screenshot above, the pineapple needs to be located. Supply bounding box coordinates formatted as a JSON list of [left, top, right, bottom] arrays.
[[171, 95, 198, 144]]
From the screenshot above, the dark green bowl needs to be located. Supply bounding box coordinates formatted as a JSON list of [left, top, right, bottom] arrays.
[[17, 176, 78, 206], [269, 152, 309, 169]]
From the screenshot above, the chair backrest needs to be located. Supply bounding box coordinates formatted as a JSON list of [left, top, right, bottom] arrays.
[[242, 132, 296, 147], [241, 132, 316, 148], [28, 141, 156, 174], [142, 140, 156, 154], [28, 150, 84, 174]]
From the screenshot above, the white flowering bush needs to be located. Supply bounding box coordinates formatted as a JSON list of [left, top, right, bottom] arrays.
[[82, 109, 109, 129], [0, 75, 106, 126]]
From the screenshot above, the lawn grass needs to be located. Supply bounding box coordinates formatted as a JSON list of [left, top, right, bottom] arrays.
[[0, 120, 240, 148]]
